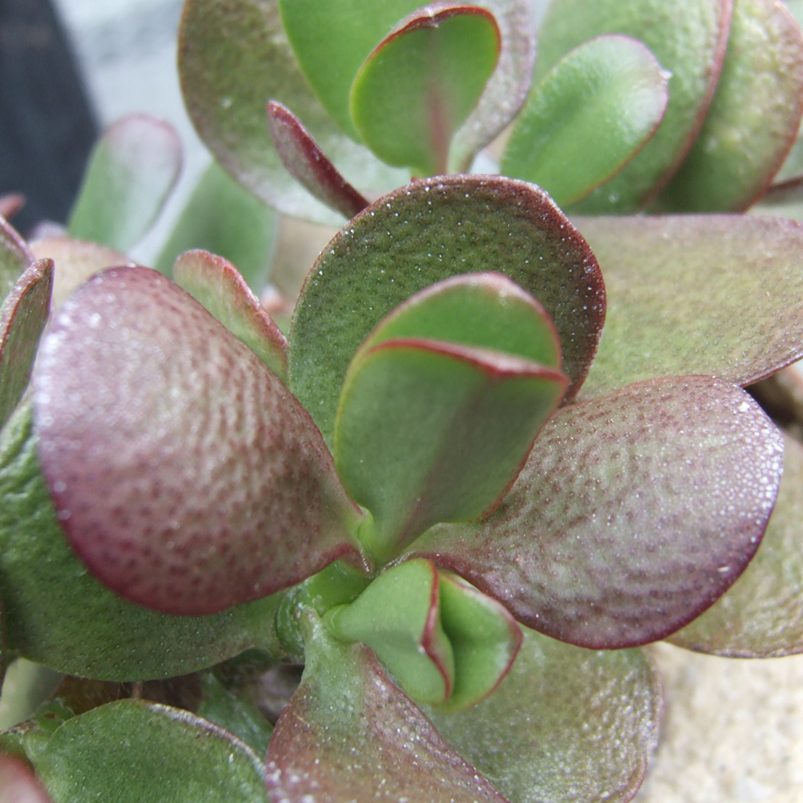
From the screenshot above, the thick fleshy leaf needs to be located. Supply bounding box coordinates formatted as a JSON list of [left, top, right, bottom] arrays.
[[533, 0, 732, 213], [503, 35, 668, 206], [424, 627, 660, 803], [658, 0, 803, 211], [0, 660, 61, 732], [409, 377, 784, 649], [67, 115, 182, 252], [32, 267, 365, 616], [172, 249, 288, 380], [154, 161, 277, 292], [0, 402, 288, 679], [0, 217, 33, 301], [0, 260, 53, 430], [289, 175, 604, 445], [0, 194, 25, 222], [31, 701, 267, 803], [267, 101, 370, 219], [265, 610, 510, 803], [0, 754, 52, 803], [575, 215, 803, 397], [668, 432, 803, 657], [179, 0, 408, 225], [336, 340, 567, 558], [350, 4, 500, 177]]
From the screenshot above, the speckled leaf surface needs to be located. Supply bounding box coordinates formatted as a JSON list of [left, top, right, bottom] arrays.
[[409, 377, 783, 649], [575, 215, 803, 397], [659, 0, 803, 211], [32, 700, 267, 803], [289, 176, 604, 445], [0, 402, 287, 680], [0, 260, 53, 429], [173, 249, 288, 380], [67, 116, 182, 252], [0, 753, 53, 803], [668, 432, 803, 657], [533, 0, 731, 213], [179, 0, 407, 225], [32, 267, 365, 616], [424, 627, 660, 803], [265, 611, 510, 803], [0, 217, 33, 301]]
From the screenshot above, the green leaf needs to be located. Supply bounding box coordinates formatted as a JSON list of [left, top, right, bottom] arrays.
[[503, 34, 668, 206], [0, 260, 53, 430], [0, 660, 61, 731], [172, 249, 288, 381], [154, 161, 278, 291], [424, 627, 660, 803], [668, 431, 803, 657], [0, 753, 53, 803], [575, 215, 803, 397], [658, 0, 803, 211], [350, 4, 500, 176], [533, 0, 731, 213], [289, 175, 604, 446], [32, 700, 268, 803], [0, 217, 33, 301], [410, 377, 784, 649], [68, 115, 182, 252]]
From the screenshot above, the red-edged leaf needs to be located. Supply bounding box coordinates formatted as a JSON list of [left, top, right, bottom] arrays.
[[32, 267, 366, 616], [0, 216, 33, 300], [409, 377, 784, 649], [0, 753, 53, 803]]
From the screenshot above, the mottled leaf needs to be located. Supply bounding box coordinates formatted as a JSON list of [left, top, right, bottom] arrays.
[[668, 431, 803, 657], [575, 215, 803, 397], [424, 627, 660, 803], [533, 0, 732, 213], [0, 753, 52, 803], [265, 610, 510, 803], [503, 35, 668, 206], [0, 260, 53, 429], [0, 216, 33, 301], [68, 115, 182, 252], [409, 377, 783, 649], [289, 175, 604, 445], [32, 267, 365, 616], [658, 0, 803, 211], [172, 249, 288, 380], [154, 160, 278, 291]]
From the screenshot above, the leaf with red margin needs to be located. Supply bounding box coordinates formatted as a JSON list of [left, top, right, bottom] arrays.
[[0, 260, 53, 429], [408, 377, 783, 649], [0, 216, 33, 301], [0, 754, 53, 803], [575, 215, 803, 398], [289, 175, 604, 446], [267, 101, 369, 219], [32, 267, 366, 616], [265, 610, 511, 803]]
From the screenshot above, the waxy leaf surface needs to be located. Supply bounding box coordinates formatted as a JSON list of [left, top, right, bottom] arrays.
[[33, 267, 364, 616], [350, 4, 500, 177], [0, 753, 52, 803], [410, 377, 783, 648], [659, 0, 803, 211], [503, 35, 668, 206], [290, 176, 604, 445], [0, 260, 53, 429], [0, 217, 33, 300], [534, 0, 731, 213], [668, 432, 803, 657], [172, 249, 288, 380], [265, 611, 509, 803], [576, 215, 803, 397], [424, 627, 660, 803], [67, 116, 182, 252]]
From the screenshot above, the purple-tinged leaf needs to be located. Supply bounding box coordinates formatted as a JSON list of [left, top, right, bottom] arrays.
[[424, 627, 660, 803], [668, 432, 803, 657], [0, 194, 25, 222], [267, 101, 369, 219], [67, 115, 182, 252], [409, 377, 784, 649], [0, 753, 53, 803], [32, 267, 366, 616], [575, 215, 803, 397], [290, 175, 604, 445], [265, 610, 510, 803], [760, 172, 803, 206], [0, 216, 33, 301], [173, 249, 288, 381], [658, 0, 803, 212], [0, 260, 53, 430]]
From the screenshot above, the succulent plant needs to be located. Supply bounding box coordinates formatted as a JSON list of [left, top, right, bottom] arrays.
[[1, 0, 803, 801]]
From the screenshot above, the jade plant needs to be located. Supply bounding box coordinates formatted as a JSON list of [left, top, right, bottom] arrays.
[[1, 0, 803, 801]]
